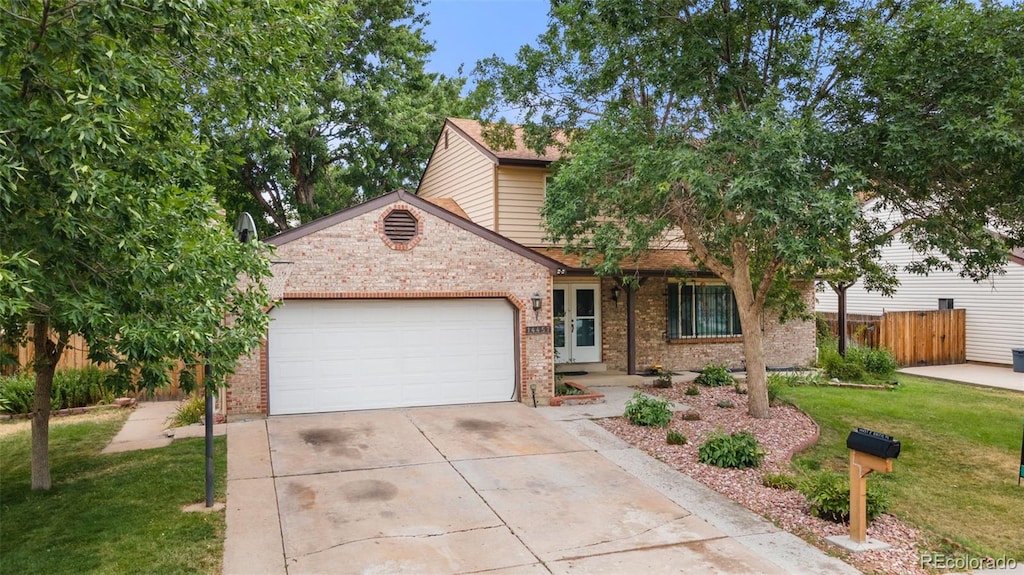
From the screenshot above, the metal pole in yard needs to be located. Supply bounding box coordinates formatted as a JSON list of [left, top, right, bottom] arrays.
[[205, 361, 214, 507], [1018, 417, 1023, 486]]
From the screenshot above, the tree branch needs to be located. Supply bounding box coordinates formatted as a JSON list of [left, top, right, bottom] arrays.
[[753, 257, 783, 309], [670, 191, 734, 283]]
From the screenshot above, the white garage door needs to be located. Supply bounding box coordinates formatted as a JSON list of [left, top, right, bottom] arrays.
[[268, 299, 517, 415]]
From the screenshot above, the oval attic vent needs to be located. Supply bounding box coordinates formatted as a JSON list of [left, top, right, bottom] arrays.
[[383, 209, 418, 243]]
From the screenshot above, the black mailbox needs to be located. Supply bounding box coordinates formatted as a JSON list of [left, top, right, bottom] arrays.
[[846, 428, 900, 459]]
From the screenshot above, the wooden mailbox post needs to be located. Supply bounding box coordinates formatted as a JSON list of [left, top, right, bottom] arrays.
[[846, 428, 900, 544]]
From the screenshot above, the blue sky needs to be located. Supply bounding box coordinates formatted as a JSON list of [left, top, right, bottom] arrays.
[[421, 0, 550, 80]]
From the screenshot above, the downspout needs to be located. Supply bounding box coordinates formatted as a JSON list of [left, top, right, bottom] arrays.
[[626, 283, 637, 375]]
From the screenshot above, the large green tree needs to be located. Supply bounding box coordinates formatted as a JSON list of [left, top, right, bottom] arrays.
[[476, 0, 863, 417], [823, 1, 1023, 354], [189, 0, 478, 236], [833, 0, 1023, 274], [1, 0, 271, 490], [475, 0, 1023, 418]]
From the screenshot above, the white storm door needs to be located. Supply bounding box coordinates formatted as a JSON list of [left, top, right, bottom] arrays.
[[553, 284, 601, 364]]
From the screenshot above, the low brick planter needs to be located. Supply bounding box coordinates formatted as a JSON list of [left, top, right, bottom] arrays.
[[549, 380, 605, 406]]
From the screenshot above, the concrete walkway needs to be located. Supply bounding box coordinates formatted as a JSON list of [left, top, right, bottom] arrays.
[[101, 401, 226, 454], [898, 363, 1023, 393]]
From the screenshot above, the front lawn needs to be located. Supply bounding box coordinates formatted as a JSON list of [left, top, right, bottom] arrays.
[[0, 410, 226, 575], [779, 375, 1024, 560]]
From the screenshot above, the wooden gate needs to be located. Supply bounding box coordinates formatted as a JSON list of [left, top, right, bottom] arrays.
[[879, 309, 966, 367]]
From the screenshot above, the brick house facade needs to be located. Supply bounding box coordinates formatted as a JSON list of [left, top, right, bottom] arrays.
[[598, 277, 816, 373], [225, 190, 560, 416]]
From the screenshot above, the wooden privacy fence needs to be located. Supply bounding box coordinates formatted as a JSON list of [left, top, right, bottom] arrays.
[[1, 330, 198, 400], [880, 309, 966, 367], [819, 312, 882, 349], [820, 309, 966, 367]]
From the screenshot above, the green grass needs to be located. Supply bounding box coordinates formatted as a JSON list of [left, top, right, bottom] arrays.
[[0, 411, 227, 574], [779, 375, 1024, 559]]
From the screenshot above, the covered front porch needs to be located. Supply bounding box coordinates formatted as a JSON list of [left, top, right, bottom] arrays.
[[535, 248, 817, 376]]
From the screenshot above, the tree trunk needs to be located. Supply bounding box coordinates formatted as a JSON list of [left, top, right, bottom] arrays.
[[731, 267, 771, 418], [289, 147, 316, 207], [737, 302, 770, 418], [30, 320, 61, 491]]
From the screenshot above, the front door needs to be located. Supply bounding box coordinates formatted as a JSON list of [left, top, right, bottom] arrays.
[[553, 284, 601, 364]]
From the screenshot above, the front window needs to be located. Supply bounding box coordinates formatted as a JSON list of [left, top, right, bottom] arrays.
[[667, 282, 742, 339]]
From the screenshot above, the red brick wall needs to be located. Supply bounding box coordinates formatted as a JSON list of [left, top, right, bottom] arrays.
[[226, 202, 554, 415], [601, 278, 816, 373]]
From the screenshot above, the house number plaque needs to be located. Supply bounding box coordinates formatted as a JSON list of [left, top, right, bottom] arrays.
[[526, 326, 551, 335]]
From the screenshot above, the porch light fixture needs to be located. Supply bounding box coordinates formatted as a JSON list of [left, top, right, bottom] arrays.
[[611, 285, 620, 306], [531, 293, 542, 319]]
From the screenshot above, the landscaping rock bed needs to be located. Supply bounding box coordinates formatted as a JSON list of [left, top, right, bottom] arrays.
[[598, 384, 929, 575]]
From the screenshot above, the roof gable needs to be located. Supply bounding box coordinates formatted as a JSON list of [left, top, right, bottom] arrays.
[[265, 190, 564, 272], [444, 118, 561, 166]]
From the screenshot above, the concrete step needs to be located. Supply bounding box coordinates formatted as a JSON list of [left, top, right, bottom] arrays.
[[556, 362, 607, 373], [561, 372, 647, 387]]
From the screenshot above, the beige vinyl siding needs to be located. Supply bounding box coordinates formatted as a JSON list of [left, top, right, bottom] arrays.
[[418, 128, 496, 230], [496, 166, 548, 246], [816, 208, 1024, 365], [654, 227, 690, 250]]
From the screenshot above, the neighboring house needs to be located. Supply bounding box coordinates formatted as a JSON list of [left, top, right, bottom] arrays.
[[225, 118, 816, 417], [417, 118, 814, 376], [816, 222, 1024, 366]]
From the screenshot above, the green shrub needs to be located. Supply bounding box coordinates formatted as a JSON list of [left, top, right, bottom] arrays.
[[859, 347, 898, 377], [653, 367, 673, 388], [684, 384, 700, 396], [762, 472, 799, 490], [0, 374, 35, 414], [623, 392, 673, 427], [666, 430, 688, 446], [695, 363, 734, 387], [169, 393, 206, 427], [766, 378, 783, 405], [817, 340, 897, 382], [698, 430, 764, 469], [815, 315, 833, 344], [799, 470, 890, 523], [0, 367, 128, 414], [51, 367, 126, 410], [820, 346, 865, 381], [767, 372, 824, 387]]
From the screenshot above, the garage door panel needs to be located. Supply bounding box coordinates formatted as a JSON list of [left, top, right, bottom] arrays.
[[268, 299, 516, 415]]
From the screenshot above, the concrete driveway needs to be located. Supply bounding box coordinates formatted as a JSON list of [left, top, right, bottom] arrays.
[[224, 401, 858, 575]]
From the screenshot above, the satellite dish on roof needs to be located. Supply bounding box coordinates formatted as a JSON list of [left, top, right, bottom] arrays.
[[234, 212, 258, 244]]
